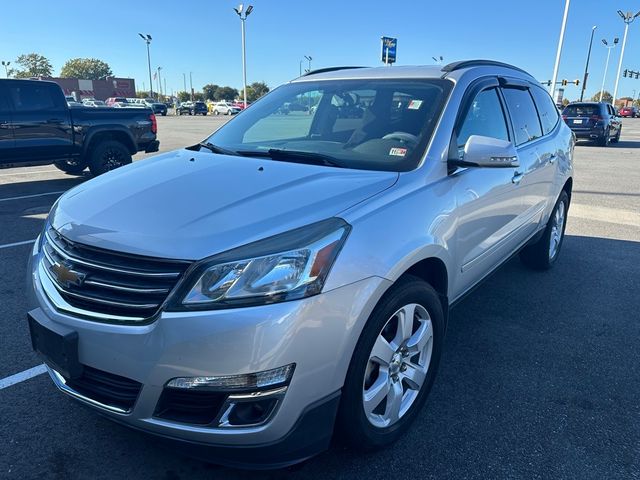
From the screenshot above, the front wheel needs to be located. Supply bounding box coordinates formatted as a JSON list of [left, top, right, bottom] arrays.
[[88, 140, 132, 176], [612, 127, 621, 143], [336, 276, 445, 450], [519, 190, 569, 270], [54, 158, 86, 175]]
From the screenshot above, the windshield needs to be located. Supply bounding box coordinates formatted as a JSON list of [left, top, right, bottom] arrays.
[[204, 78, 452, 171], [563, 104, 599, 117]]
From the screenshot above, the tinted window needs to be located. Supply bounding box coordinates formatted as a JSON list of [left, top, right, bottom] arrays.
[[8, 83, 60, 111], [530, 86, 559, 135], [502, 88, 543, 146], [457, 88, 509, 149], [562, 104, 599, 117]]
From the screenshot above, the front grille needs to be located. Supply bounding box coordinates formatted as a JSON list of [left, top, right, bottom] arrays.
[[65, 365, 142, 412], [154, 388, 227, 425], [41, 227, 191, 322]]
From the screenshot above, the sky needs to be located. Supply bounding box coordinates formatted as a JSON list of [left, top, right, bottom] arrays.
[[2, 0, 640, 100]]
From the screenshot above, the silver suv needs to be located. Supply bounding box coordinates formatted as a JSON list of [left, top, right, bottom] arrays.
[[27, 61, 573, 468]]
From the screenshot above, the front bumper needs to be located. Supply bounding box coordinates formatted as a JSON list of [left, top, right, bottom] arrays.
[[27, 240, 390, 464]]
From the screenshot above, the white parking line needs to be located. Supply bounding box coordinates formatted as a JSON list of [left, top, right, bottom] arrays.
[[0, 190, 65, 203], [0, 169, 59, 178], [0, 364, 47, 390], [0, 239, 36, 250]]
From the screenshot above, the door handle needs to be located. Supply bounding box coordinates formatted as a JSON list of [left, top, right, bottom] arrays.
[[549, 155, 557, 165], [512, 171, 524, 184]]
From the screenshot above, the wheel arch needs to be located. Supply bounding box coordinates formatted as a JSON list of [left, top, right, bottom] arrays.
[[83, 127, 137, 157]]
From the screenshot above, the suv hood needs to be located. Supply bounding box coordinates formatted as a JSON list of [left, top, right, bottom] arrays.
[[51, 149, 398, 260]]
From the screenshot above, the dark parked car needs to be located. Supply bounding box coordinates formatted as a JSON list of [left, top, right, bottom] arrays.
[[191, 101, 208, 116], [562, 102, 622, 146], [619, 106, 639, 118], [177, 101, 193, 115], [0, 79, 159, 175]]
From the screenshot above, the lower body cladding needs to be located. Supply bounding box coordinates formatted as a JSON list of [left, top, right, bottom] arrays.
[[27, 248, 390, 468]]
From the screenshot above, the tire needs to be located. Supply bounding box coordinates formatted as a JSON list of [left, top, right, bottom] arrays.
[[336, 276, 445, 450], [226, 110, 231, 115], [161, 112, 167, 116], [519, 190, 569, 270], [612, 127, 621, 143], [53, 158, 86, 175], [214, 110, 219, 115], [597, 128, 610, 147], [88, 140, 132, 176]]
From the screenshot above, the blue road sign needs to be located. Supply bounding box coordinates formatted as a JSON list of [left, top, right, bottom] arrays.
[[381, 36, 397, 64]]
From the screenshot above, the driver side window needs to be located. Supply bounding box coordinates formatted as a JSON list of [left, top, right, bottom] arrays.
[[457, 88, 509, 150]]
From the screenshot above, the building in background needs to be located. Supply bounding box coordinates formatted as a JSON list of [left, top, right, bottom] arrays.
[[35, 77, 136, 100]]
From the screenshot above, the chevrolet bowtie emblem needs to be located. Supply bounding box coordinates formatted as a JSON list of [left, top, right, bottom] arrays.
[[50, 262, 86, 288]]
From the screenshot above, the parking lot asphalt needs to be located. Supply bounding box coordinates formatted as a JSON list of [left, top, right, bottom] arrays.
[[1, 116, 639, 479]]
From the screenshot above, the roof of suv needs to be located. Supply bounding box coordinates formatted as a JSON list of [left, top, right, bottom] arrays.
[[292, 60, 537, 83]]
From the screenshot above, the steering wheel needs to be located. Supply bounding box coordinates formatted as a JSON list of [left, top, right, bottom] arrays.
[[382, 131, 419, 145]]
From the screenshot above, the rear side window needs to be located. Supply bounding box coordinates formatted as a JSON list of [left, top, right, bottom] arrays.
[[502, 88, 543, 146], [530, 86, 559, 135], [457, 88, 509, 148], [8, 83, 62, 111]]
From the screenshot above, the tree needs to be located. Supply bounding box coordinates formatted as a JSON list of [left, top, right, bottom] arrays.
[[177, 91, 191, 102], [60, 58, 112, 80], [245, 81, 269, 102], [8, 53, 53, 78], [562, 98, 570, 107], [203, 84, 219, 101], [214, 86, 239, 101], [591, 91, 612, 104]]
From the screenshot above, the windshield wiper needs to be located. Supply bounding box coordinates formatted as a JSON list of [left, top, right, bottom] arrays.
[[198, 142, 239, 156], [236, 148, 344, 168]]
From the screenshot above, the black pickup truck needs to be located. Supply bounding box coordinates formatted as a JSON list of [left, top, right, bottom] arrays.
[[0, 79, 159, 175]]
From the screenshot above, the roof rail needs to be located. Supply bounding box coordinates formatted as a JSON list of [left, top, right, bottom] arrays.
[[301, 66, 366, 77], [441, 60, 530, 76]]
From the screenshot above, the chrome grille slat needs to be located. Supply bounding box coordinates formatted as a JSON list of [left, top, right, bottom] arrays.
[[40, 228, 191, 322], [45, 229, 181, 279]]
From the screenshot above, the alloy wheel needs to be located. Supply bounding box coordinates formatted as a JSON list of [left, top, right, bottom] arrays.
[[549, 200, 566, 260], [362, 303, 433, 428]]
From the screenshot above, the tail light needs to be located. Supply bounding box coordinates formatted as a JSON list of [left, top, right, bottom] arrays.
[[149, 113, 157, 134], [562, 115, 567, 120], [590, 114, 603, 121]]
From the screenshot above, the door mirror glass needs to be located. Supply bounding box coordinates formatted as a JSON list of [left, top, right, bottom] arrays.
[[451, 135, 519, 169]]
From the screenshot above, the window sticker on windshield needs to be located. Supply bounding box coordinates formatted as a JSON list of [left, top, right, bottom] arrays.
[[389, 147, 407, 157], [408, 100, 423, 110]]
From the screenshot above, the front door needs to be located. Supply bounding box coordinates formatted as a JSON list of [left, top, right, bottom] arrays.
[[0, 84, 15, 163]]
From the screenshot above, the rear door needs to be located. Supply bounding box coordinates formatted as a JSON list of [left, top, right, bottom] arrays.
[[500, 84, 549, 240], [6, 80, 73, 162], [0, 83, 16, 163]]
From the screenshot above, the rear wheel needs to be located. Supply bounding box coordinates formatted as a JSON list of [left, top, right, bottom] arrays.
[[214, 110, 220, 115], [88, 140, 132, 176], [598, 128, 611, 147], [54, 158, 86, 175], [612, 127, 621, 143], [519, 190, 569, 270], [336, 276, 445, 450]]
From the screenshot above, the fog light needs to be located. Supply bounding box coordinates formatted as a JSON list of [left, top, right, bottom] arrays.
[[228, 398, 278, 425], [166, 364, 295, 391]]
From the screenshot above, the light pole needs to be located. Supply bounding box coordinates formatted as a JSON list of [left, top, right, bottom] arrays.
[[234, 4, 253, 108], [612, 10, 640, 106], [579, 26, 597, 102], [550, 0, 571, 100], [304, 55, 312, 74], [157, 66, 163, 100], [599, 37, 619, 102], [189, 71, 193, 101], [1, 61, 10, 78], [432, 56, 444, 65], [183, 73, 187, 96], [138, 33, 153, 99]]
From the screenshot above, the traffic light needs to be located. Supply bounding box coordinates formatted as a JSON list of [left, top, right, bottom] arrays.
[[574, 79, 580, 86], [623, 69, 628, 78], [561, 79, 568, 86], [636, 72, 640, 80]]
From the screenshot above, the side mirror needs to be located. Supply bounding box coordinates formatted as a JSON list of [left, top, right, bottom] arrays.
[[449, 135, 519, 169]]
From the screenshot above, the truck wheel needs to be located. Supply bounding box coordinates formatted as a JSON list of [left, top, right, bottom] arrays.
[[54, 158, 86, 175], [88, 140, 132, 176]]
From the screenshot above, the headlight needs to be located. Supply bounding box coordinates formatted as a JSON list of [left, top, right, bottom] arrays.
[[169, 218, 350, 310]]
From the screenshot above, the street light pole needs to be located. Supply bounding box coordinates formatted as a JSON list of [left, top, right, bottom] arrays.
[[183, 73, 187, 95], [1, 61, 10, 78], [599, 38, 619, 102], [550, 0, 571, 100], [580, 25, 597, 102], [157, 66, 163, 100], [612, 10, 640, 107], [139, 33, 153, 99], [189, 71, 193, 101], [234, 4, 254, 109]]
